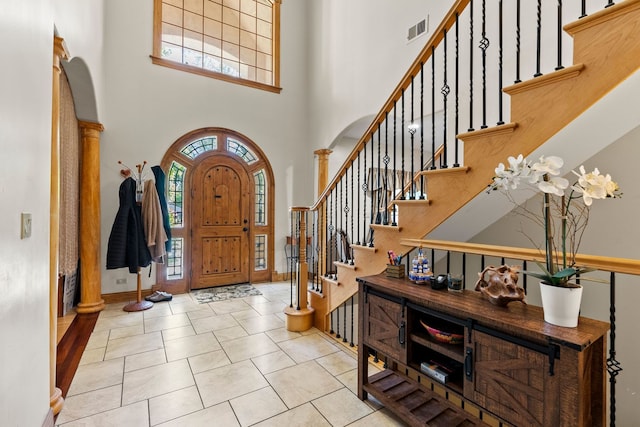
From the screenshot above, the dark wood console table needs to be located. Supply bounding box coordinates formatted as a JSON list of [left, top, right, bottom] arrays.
[[357, 274, 609, 427]]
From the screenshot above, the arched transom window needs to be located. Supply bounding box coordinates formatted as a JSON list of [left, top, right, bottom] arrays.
[[152, 0, 281, 93]]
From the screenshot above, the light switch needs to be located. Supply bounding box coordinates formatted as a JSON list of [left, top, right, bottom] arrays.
[[21, 213, 32, 239]]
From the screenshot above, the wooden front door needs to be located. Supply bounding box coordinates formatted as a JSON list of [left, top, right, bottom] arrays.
[[191, 156, 251, 289]]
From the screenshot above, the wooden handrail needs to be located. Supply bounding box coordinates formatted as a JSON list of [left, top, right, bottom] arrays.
[[400, 238, 640, 276], [310, 0, 470, 211]]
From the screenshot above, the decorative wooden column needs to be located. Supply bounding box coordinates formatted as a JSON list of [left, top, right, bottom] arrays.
[[310, 149, 332, 331], [314, 148, 332, 197], [76, 121, 105, 314], [49, 35, 68, 416], [284, 207, 315, 331]]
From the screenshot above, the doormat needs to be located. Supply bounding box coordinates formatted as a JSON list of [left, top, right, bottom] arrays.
[[192, 283, 262, 304]]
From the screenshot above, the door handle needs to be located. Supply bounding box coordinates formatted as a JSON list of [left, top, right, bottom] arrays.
[[243, 227, 248, 232]]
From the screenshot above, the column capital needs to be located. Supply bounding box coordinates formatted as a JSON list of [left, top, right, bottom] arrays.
[[78, 120, 105, 134], [314, 148, 333, 157]]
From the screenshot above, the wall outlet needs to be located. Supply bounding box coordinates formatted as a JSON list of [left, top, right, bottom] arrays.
[[21, 213, 32, 239], [116, 278, 127, 284]]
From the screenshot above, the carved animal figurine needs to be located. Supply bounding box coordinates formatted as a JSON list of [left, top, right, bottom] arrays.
[[474, 264, 526, 307]]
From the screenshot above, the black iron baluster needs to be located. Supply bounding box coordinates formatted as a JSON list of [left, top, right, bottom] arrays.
[[400, 90, 406, 197], [462, 252, 466, 289], [377, 123, 382, 211], [384, 113, 391, 222], [335, 305, 341, 339], [350, 295, 355, 347], [289, 210, 294, 307], [497, 0, 504, 125], [342, 301, 348, 343], [442, 28, 450, 168], [446, 250, 451, 273], [468, 0, 475, 131], [556, 0, 564, 71], [357, 152, 361, 245], [605, 1, 616, 8], [535, 0, 543, 77], [392, 101, 398, 226], [480, 0, 489, 129], [334, 186, 339, 270], [350, 159, 354, 264], [369, 133, 375, 247], [481, 254, 485, 270], [454, 13, 460, 168], [580, 0, 587, 18], [330, 309, 334, 334], [431, 46, 437, 170], [410, 76, 415, 199], [327, 190, 333, 278], [362, 138, 368, 246], [608, 272, 622, 426], [522, 260, 527, 292], [420, 61, 425, 197], [339, 179, 343, 262], [515, 0, 522, 83]]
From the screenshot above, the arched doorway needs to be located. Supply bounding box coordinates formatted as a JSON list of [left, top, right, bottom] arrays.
[[158, 128, 275, 294]]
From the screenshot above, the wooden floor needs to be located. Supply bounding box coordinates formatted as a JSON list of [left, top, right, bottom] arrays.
[[56, 312, 99, 397]]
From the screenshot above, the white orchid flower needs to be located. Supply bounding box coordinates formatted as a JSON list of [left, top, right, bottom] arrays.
[[538, 176, 569, 196], [532, 155, 564, 176]]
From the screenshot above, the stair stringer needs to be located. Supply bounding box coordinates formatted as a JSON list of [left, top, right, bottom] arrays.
[[320, 0, 640, 317]]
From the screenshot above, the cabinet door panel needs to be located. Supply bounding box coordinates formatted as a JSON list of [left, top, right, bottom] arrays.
[[466, 330, 558, 427], [363, 294, 406, 362]]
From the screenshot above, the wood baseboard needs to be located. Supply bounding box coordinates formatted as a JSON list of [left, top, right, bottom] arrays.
[[101, 289, 156, 305]]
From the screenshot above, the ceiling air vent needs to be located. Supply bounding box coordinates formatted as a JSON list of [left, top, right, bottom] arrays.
[[407, 16, 428, 43]]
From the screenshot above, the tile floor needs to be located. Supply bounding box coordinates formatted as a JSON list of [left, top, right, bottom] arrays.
[[56, 282, 405, 426]]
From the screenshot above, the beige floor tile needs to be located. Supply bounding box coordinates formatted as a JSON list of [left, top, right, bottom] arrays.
[[278, 333, 340, 363], [336, 368, 358, 394], [252, 402, 331, 427], [143, 304, 173, 319], [208, 299, 252, 314], [265, 360, 343, 408], [55, 384, 122, 424], [155, 402, 240, 427], [264, 327, 302, 343], [230, 308, 261, 320], [241, 295, 270, 305], [104, 331, 164, 360], [274, 311, 287, 321], [122, 359, 195, 405], [188, 349, 231, 374], [220, 333, 280, 362], [78, 347, 105, 366], [162, 325, 196, 341], [169, 299, 207, 314], [66, 357, 124, 397], [312, 387, 373, 426], [195, 359, 269, 407], [191, 313, 239, 333], [93, 311, 143, 332], [236, 313, 284, 334], [346, 408, 406, 426], [144, 313, 191, 333], [251, 350, 296, 375], [213, 325, 248, 342], [186, 307, 216, 320], [315, 350, 357, 376], [164, 332, 221, 361], [84, 329, 110, 350], [251, 301, 287, 315], [109, 323, 145, 340], [149, 385, 204, 426], [230, 386, 287, 427], [125, 348, 167, 372], [57, 400, 149, 427]]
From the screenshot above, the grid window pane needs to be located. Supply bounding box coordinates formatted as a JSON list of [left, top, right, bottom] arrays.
[[168, 162, 186, 227], [255, 234, 267, 270], [254, 169, 266, 225], [181, 137, 218, 159], [156, 0, 275, 87], [227, 138, 257, 164], [167, 238, 184, 279]]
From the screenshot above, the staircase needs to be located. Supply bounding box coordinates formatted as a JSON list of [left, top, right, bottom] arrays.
[[302, 0, 640, 328]]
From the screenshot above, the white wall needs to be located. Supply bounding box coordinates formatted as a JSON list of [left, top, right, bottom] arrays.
[[0, 0, 55, 425], [307, 0, 453, 152], [98, 0, 312, 291]]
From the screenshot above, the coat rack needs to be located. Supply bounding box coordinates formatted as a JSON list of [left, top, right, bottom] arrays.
[[119, 161, 154, 312]]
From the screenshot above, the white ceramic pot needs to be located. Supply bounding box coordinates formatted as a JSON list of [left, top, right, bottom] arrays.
[[539, 281, 583, 327]]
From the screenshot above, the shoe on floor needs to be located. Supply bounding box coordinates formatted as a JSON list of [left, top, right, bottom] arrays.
[[145, 291, 173, 302]]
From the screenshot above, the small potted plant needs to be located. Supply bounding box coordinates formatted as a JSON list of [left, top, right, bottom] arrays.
[[487, 154, 622, 327]]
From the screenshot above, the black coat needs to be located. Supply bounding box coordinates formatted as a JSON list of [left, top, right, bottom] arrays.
[[106, 177, 152, 273], [151, 165, 172, 253]]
